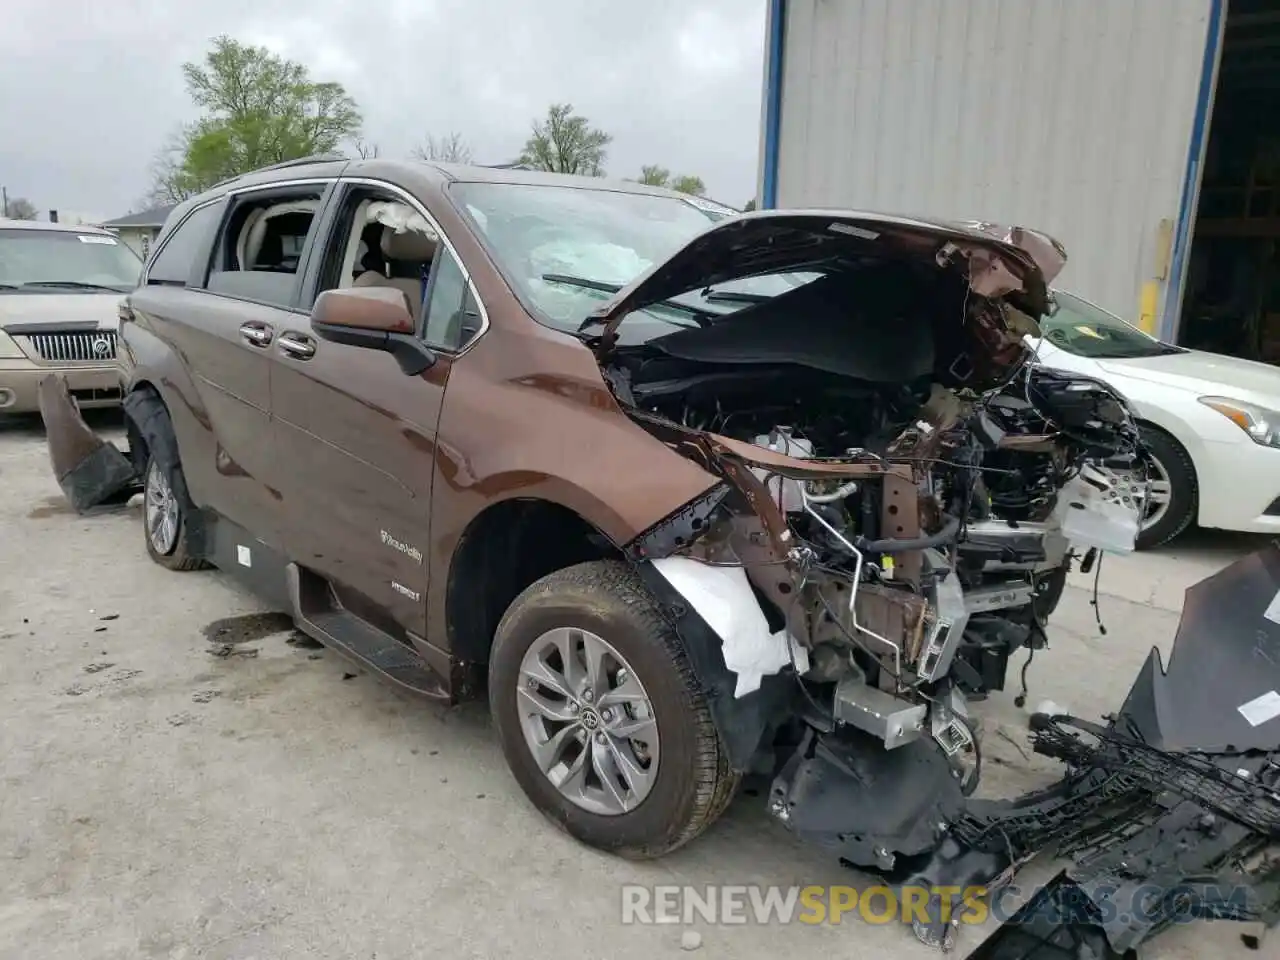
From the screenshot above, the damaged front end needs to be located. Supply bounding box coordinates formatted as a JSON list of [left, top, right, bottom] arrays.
[[584, 211, 1220, 951], [589, 211, 1143, 762], [618, 391, 1143, 879]]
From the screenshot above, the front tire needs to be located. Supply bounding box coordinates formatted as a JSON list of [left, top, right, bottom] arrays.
[[1134, 425, 1197, 550], [489, 560, 738, 859]]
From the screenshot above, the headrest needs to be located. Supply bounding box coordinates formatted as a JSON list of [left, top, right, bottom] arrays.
[[381, 228, 437, 262]]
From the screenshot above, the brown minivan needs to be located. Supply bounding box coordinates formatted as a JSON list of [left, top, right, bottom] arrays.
[[40, 155, 1145, 869]]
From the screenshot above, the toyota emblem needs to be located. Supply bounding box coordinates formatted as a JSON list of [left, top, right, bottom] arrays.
[[91, 336, 111, 358]]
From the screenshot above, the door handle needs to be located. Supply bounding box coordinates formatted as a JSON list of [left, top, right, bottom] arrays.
[[277, 332, 317, 361], [239, 322, 273, 347]]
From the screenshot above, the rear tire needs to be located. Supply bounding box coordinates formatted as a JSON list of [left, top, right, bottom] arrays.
[[1134, 425, 1197, 550], [489, 560, 738, 859], [128, 393, 208, 572]]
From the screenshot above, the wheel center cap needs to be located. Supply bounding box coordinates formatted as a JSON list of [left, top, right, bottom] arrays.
[[580, 708, 600, 731]]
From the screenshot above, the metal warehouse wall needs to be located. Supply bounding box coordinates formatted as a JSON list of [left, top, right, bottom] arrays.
[[767, 0, 1215, 324]]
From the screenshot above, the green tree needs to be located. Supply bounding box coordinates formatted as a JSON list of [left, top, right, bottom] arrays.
[[670, 175, 706, 197], [634, 166, 706, 196], [149, 36, 363, 203], [743, 198, 757, 212], [519, 104, 611, 176], [4, 196, 38, 219], [411, 132, 474, 164], [638, 164, 671, 186]]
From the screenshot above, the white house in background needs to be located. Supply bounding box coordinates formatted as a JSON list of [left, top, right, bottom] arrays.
[[99, 204, 175, 260]]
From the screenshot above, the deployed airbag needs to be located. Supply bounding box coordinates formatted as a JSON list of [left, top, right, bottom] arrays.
[[651, 556, 809, 697]]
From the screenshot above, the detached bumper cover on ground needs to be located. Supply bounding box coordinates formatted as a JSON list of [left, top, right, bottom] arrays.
[[36, 375, 138, 512], [962, 543, 1280, 958]]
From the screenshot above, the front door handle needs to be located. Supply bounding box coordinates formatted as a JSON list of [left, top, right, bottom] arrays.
[[277, 332, 317, 361], [239, 322, 273, 347]]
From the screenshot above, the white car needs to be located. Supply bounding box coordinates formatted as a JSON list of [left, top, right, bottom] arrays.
[[1032, 290, 1280, 549]]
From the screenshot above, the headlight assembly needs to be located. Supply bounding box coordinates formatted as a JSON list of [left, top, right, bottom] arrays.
[[1199, 396, 1280, 448]]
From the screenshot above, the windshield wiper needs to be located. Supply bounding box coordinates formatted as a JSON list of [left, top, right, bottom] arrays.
[[543, 273, 622, 296], [23, 281, 128, 292], [700, 288, 769, 305], [542, 274, 710, 331]]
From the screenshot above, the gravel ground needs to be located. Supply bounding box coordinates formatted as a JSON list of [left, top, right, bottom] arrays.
[[0, 410, 1273, 959]]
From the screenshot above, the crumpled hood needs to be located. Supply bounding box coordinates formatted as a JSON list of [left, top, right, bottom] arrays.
[[585, 210, 1066, 349], [0, 292, 123, 333]]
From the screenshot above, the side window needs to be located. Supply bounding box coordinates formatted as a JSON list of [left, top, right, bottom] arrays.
[[422, 249, 481, 351], [205, 189, 324, 308], [146, 203, 222, 286], [309, 184, 475, 346], [312, 188, 403, 297]]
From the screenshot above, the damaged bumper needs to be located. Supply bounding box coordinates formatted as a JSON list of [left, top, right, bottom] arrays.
[[928, 544, 1280, 956], [36, 374, 139, 512]]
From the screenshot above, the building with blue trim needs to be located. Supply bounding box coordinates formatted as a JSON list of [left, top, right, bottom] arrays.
[[757, 0, 1280, 363]]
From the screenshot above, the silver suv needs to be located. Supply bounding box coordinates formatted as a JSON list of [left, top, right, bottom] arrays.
[[0, 218, 142, 414]]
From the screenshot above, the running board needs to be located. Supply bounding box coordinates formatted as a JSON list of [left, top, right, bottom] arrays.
[[286, 564, 449, 700]]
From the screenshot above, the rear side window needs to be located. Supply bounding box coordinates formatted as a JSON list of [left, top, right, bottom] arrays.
[[205, 190, 324, 308], [147, 203, 222, 286]]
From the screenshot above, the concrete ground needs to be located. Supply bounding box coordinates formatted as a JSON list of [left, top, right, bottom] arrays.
[[1, 410, 1276, 960]]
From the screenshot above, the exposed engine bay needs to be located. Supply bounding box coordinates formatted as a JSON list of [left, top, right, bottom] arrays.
[[611, 356, 1141, 707], [598, 232, 1144, 757]]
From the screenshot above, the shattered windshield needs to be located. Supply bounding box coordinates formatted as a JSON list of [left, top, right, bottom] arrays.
[[1041, 291, 1184, 359], [0, 229, 142, 293], [450, 182, 818, 340]]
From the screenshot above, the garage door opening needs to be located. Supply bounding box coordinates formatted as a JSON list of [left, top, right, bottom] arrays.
[[1179, 0, 1280, 362]]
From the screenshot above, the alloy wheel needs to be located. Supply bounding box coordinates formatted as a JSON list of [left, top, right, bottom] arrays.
[[144, 459, 180, 556], [516, 626, 659, 816], [1117, 452, 1173, 532]]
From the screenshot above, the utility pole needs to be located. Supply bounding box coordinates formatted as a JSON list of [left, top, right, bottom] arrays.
[[2, 186, 8, 218]]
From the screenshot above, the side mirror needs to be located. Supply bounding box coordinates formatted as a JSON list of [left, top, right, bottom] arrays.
[[310, 287, 437, 376]]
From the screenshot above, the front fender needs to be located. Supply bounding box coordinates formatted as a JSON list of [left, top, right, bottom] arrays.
[[428, 329, 722, 550]]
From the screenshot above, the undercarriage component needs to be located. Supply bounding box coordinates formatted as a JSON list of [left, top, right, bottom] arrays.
[[768, 726, 965, 870], [832, 675, 926, 748], [962, 581, 1035, 615]]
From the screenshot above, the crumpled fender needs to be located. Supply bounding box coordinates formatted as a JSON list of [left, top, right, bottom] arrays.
[[37, 375, 139, 512]]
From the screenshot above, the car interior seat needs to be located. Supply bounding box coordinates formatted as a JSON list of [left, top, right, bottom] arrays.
[[353, 228, 438, 323], [241, 204, 316, 272]]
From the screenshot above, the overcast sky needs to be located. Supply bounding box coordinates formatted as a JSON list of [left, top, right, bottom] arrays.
[[0, 0, 766, 221]]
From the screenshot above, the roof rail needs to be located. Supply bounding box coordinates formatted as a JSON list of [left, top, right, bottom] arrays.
[[210, 153, 348, 189]]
